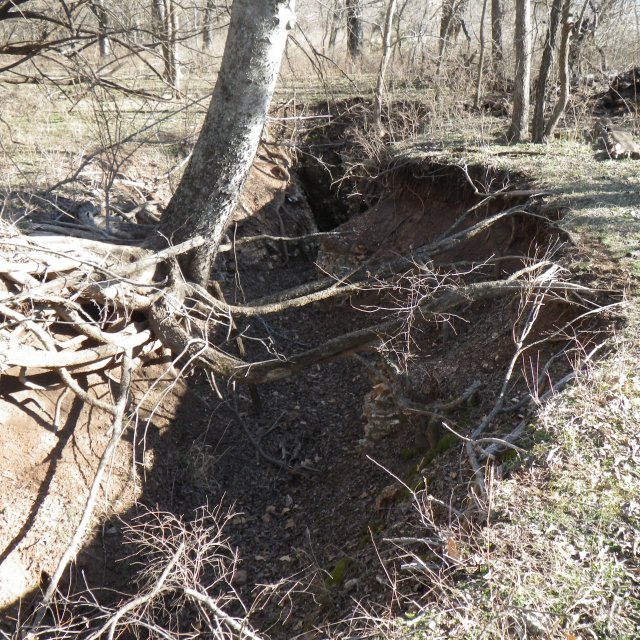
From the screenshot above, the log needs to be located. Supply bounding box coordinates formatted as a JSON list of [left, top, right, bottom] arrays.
[[594, 119, 640, 159]]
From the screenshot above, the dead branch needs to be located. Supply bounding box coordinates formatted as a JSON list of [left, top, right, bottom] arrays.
[[216, 205, 548, 314], [184, 587, 266, 640], [227, 401, 313, 475], [217, 230, 347, 253], [397, 381, 482, 419], [0, 321, 154, 375], [0, 302, 122, 413], [479, 341, 608, 460], [151, 271, 592, 384], [28, 354, 133, 631], [87, 542, 186, 640]]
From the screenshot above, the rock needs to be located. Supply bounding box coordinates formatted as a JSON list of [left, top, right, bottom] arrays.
[[232, 569, 248, 586], [344, 577, 359, 592]]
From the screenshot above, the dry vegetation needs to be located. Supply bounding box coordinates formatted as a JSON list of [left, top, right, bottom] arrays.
[[0, 1, 639, 639]]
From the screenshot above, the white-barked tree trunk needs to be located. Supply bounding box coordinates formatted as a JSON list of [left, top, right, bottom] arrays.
[[159, 0, 296, 285]]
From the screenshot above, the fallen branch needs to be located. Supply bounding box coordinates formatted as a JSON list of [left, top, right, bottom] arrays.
[[151, 271, 593, 384], [0, 322, 154, 374], [248, 205, 543, 309], [28, 354, 133, 630], [86, 541, 186, 640], [184, 587, 266, 640], [0, 302, 122, 413], [227, 401, 315, 475]]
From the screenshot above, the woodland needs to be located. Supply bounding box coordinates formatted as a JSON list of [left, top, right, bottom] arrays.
[[0, 0, 638, 638]]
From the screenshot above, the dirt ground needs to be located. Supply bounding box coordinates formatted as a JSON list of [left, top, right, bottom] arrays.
[[0, 139, 613, 637]]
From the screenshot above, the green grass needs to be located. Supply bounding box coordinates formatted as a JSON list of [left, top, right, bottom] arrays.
[[398, 319, 640, 639], [390, 136, 640, 263]]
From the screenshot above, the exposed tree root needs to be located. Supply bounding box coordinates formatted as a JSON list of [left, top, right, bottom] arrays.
[[0, 203, 599, 393], [0, 184, 615, 634]]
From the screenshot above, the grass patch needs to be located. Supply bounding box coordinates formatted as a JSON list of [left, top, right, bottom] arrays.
[[398, 312, 640, 639]]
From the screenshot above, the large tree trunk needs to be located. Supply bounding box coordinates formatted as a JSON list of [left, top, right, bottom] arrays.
[[158, 0, 295, 285], [508, 0, 532, 142], [373, 0, 398, 137], [532, 0, 563, 142], [346, 0, 364, 59], [202, 0, 216, 51], [491, 0, 504, 81]]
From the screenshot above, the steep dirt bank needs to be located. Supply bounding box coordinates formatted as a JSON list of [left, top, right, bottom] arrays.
[[0, 138, 619, 637]]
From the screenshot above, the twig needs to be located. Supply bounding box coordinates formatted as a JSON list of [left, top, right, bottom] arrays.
[[383, 536, 443, 546], [227, 403, 308, 475], [86, 541, 185, 640], [396, 381, 481, 419], [113, 235, 208, 278], [29, 354, 133, 630], [471, 290, 547, 440], [466, 440, 489, 508], [479, 341, 608, 460], [217, 229, 347, 253], [367, 455, 463, 518], [184, 587, 266, 640]]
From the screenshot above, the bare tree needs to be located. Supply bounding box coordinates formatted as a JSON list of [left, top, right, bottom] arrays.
[[568, 0, 599, 78], [544, 0, 573, 140], [91, 0, 110, 57], [437, 0, 470, 73], [328, 0, 344, 51], [346, 0, 364, 58], [474, 0, 490, 109], [166, 0, 182, 95], [158, 0, 296, 284], [373, 0, 398, 137], [152, 0, 183, 95], [491, 0, 504, 80], [202, 0, 217, 51], [532, 0, 564, 142], [508, 0, 532, 141]]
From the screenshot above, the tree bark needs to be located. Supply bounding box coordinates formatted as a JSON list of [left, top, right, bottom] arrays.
[[532, 0, 563, 142], [491, 0, 504, 80], [544, 0, 572, 141], [166, 0, 182, 96], [474, 0, 489, 109], [373, 0, 398, 137], [202, 0, 216, 51], [92, 0, 110, 57], [437, 0, 469, 74], [507, 0, 532, 142], [158, 0, 295, 286], [328, 0, 343, 50], [151, 0, 181, 95], [346, 0, 363, 59]]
